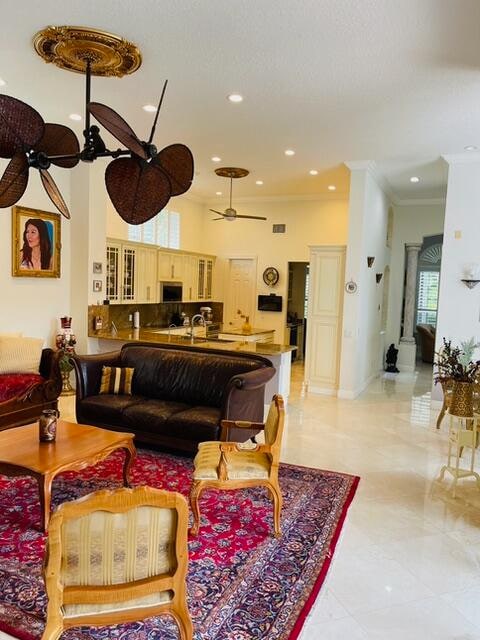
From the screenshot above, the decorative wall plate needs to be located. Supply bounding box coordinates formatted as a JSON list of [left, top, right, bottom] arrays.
[[263, 267, 279, 286], [345, 280, 357, 294]]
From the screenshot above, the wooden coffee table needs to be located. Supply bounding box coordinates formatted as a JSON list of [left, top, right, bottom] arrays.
[[0, 420, 136, 531]]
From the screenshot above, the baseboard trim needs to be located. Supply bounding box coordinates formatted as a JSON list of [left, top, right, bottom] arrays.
[[337, 372, 379, 400], [307, 385, 337, 396]]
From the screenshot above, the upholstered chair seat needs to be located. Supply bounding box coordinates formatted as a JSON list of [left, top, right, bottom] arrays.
[[190, 395, 285, 538]]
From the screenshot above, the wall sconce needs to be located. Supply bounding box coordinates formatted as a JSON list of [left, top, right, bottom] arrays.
[[461, 264, 480, 289], [376, 273, 383, 283], [367, 256, 375, 268]]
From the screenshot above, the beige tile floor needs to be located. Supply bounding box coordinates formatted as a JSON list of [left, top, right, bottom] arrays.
[[3, 363, 480, 640]]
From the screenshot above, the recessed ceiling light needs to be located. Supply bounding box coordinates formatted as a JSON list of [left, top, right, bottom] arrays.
[[465, 145, 477, 151], [309, 169, 318, 176], [284, 149, 295, 156], [69, 113, 82, 121], [211, 156, 221, 162], [328, 185, 336, 191], [142, 104, 157, 112], [256, 180, 264, 185], [215, 191, 222, 196], [228, 93, 243, 103], [0, 78, 6, 87], [410, 176, 420, 183]]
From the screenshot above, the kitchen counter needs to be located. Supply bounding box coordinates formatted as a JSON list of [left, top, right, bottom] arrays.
[[219, 327, 275, 336], [89, 327, 295, 356]]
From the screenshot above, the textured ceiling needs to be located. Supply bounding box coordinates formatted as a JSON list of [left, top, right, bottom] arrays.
[[1, 0, 479, 202]]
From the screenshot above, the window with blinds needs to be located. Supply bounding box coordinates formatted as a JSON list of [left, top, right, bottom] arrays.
[[416, 270, 439, 326], [127, 211, 180, 248]]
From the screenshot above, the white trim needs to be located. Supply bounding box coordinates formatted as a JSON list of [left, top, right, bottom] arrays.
[[307, 385, 337, 396], [442, 152, 480, 165], [337, 372, 378, 399]]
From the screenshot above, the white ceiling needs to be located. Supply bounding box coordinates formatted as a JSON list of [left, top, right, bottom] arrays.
[[2, 0, 480, 202]]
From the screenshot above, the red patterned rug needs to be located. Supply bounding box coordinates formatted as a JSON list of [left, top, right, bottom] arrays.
[[0, 448, 358, 640]]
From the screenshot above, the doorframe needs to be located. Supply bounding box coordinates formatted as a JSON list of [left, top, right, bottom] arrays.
[[223, 255, 258, 327]]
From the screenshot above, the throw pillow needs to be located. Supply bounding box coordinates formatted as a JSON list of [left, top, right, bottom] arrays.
[[99, 366, 134, 395], [0, 336, 44, 374]]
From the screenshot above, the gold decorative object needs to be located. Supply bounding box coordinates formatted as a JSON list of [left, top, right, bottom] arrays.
[[33, 25, 142, 77], [450, 381, 474, 417]]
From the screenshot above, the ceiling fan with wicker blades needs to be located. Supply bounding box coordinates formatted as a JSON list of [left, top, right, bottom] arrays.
[[0, 26, 194, 223], [210, 167, 267, 221]]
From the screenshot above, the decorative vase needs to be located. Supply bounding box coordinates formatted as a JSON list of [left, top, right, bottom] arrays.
[[450, 381, 474, 417], [242, 315, 252, 334], [61, 368, 74, 395]]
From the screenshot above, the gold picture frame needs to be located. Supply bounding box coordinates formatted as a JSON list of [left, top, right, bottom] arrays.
[[12, 206, 61, 278]]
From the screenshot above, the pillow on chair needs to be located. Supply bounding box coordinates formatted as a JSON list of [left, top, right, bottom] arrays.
[[0, 336, 43, 374], [99, 366, 134, 395]]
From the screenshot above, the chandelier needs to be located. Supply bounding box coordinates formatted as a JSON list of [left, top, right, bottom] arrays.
[[0, 26, 194, 224]]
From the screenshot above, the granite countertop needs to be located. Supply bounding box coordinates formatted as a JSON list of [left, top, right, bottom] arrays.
[[219, 327, 275, 336], [89, 327, 296, 356]]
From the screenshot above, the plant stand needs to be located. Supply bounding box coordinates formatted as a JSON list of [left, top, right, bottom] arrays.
[[438, 413, 480, 497]]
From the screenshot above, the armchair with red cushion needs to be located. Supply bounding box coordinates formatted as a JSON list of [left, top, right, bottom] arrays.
[[0, 348, 62, 431]]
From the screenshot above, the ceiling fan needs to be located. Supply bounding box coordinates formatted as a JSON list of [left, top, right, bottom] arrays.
[[210, 167, 267, 221], [0, 26, 194, 223]]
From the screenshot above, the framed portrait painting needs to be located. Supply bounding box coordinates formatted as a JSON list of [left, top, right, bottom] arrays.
[[12, 206, 61, 278]]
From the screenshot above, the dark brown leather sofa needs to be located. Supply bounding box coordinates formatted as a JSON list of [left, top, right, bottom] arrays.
[[0, 349, 62, 431], [72, 342, 276, 454]]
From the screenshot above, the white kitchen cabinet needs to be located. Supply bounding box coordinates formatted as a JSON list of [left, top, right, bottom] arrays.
[[197, 256, 215, 300], [183, 254, 199, 301], [157, 250, 184, 281], [106, 241, 136, 304], [136, 247, 158, 303]]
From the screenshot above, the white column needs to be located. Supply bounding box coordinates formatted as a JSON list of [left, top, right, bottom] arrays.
[[398, 242, 421, 371], [401, 243, 422, 342]]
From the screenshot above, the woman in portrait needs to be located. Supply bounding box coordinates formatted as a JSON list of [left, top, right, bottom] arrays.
[[20, 218, 53, 270]]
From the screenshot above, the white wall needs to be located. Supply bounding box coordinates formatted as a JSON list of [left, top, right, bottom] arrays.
[[0, 169, 71, 346], [339, 165, 391, 398], [386, 203, 445, 347], [435, 157, 480, 359], [200, 198, 349, 342]]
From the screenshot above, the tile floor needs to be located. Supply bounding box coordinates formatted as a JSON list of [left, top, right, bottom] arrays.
[[3, 363, 480, 640]]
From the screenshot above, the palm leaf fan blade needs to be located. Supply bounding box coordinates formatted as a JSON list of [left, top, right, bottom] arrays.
[[105, 157, 171, 224], [40, 169, 71, 219], [88, 102, 147, 160], [0, 153, 29, 207], [0, 95, 44, 158], [152, 144, 194, 196], [35, 123, 80, 168]]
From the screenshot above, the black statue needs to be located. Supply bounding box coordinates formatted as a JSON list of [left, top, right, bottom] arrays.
[[385, 343, 399, 373]]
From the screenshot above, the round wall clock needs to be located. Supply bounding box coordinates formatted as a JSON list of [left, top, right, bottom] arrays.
[[345, 280, 358, 294], [263, 267, 279, 286]]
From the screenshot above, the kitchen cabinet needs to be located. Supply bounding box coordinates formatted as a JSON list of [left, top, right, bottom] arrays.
[[157, 250, 184, 281], [183, 254, 199, 302], [197, 256, 215, 300], [106, 241, 136, 303], [136, 246, 158, 303]]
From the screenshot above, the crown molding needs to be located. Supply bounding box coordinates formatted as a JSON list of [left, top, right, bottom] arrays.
[[392, 197, 446, 206], [442, 152, 480, 165], [344, 160, 395, 202]]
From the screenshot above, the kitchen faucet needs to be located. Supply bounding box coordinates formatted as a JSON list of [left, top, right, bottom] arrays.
[[188, 314, 205, 342]]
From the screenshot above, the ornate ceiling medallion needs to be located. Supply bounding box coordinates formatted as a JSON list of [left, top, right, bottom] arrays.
[[33, 26, 142, 77]]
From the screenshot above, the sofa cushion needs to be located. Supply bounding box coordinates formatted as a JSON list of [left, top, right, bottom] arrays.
[[79, 394, 146, 424], [99, 366, 134, 395], [121, 346, 265, 408], [122, 399, 191, 434], [0, 373, 44, 403], [0, 337, 44, 374], [164, 406, 222, 442]]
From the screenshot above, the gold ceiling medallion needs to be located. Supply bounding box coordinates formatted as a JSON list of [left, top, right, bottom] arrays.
[[33, 26, 142, 77], [215, 167, 250, 179]]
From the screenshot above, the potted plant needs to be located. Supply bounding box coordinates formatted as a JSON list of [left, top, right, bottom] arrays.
[[434, 338, 480, 417]]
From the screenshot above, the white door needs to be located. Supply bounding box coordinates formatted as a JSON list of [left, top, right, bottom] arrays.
[[224, 258, 257, 329]]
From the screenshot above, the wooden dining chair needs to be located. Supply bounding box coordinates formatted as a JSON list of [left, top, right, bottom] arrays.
[[190, 394, 285, 537], [42, 486, 192, 640]]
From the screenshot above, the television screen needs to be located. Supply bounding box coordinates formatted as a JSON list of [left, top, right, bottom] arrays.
[[258, 294, 283, 312]]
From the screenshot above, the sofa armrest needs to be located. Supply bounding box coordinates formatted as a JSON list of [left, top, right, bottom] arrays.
[[229, 367, 276, 391], [71, 351, 122, 400], [26, 349, 62, 403]]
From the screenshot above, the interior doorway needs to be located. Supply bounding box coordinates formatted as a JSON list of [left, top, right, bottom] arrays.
[[287, 262, 309, 362], [224, 258, 257, 329]]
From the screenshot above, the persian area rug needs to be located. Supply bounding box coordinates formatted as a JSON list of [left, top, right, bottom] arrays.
[[0, 448, 359, 640]]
